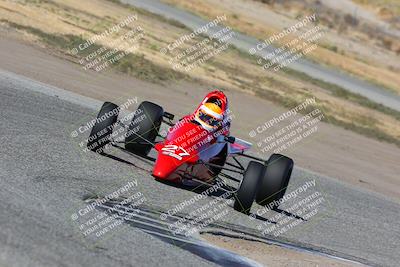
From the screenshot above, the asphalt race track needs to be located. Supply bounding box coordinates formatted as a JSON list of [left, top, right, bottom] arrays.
[[0, 70, 399, 267]]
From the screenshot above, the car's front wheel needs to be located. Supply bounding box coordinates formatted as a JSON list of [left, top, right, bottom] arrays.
[[234, 161, 264, 215], [256, 154, 293, 208]]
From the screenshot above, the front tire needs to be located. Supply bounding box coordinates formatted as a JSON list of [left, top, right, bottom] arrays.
[[256, 154, 293, 207], [234, 161, 264, 215], [125, 101, 164, 156], [87, 102, 119, 153]]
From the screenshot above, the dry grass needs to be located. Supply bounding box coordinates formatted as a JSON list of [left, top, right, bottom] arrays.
[[162, 0, 400, 94], [352, 0, 400, 19]]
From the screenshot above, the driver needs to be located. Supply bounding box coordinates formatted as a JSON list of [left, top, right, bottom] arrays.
[[194, 102, 224, 131]]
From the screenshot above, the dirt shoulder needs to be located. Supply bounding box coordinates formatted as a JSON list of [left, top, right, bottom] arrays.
[[1, 34, 399, 202], [202, 234, 360, 267]]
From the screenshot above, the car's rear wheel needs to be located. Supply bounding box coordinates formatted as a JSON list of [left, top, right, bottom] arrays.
[[256, 154, 293, 208], [233, 161, 264, 215], [87, 102, 119, 153], [125, 101, 164, 156]]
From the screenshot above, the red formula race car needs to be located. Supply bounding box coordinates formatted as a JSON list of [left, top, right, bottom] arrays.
[[87, 90, 293, 215]]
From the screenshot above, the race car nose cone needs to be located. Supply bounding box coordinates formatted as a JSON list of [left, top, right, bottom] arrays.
[[152, 169, 166, 178], [152, 166, 173, 179], [152, 156, 179, 180]]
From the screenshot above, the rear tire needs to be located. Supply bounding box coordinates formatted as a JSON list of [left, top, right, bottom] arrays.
[[234, 161, 264, 215], [125, 101, 164, 156], [87, 102, 119, 153], [256, 154, 293, 208]]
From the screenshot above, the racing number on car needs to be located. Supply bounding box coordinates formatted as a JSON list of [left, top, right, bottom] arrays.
[[161, 145, 189, 160]]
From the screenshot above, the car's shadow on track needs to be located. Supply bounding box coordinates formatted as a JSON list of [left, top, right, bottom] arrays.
[[110, 144, 157, 162], [272, 207, 307, 221], [249, 213, 277, 224], [246, 208, 306, 224], [155, 179, 235, 197], [99, 152, 152, 173]]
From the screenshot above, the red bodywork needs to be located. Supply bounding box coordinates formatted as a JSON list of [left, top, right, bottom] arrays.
[[152, 91, 230, 182]]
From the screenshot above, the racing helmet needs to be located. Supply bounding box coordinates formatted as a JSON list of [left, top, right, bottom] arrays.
[[194, 102, 223, 131]]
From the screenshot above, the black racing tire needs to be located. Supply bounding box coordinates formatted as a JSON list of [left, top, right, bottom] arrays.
[[87, 102, 119, 153], [256, 154, 294, 208], [234, 161, 264, 215], [125, 101, 164, 156]]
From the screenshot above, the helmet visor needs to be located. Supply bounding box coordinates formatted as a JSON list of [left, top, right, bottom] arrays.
[[198, 109, 221, 127]]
